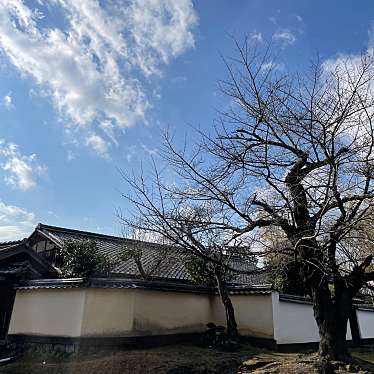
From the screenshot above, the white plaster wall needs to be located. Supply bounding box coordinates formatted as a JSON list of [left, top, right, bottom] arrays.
[[8, 289, 86, 337], [276, 299, 352, 344], [132, 289, 214, 335], [233, 294, 275, 338], [80, 289, 135, 337], [357, 309, 374, 339], [212, 294, 275, 338], [9, 288, 215, 338], [13, 287, 360, 345]]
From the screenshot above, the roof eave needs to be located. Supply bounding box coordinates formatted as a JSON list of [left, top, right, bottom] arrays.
[[33, 227, 64, 248]]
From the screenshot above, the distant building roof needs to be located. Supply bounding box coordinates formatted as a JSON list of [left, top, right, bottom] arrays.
[[29, 223, 268, 286], [0, 239, 26, 249], [0, 241, 58, 279]]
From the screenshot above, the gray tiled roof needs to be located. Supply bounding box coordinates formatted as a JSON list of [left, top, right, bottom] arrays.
[[0, 262, 29, 276], [17, 277, 273, 294], [0, 240, 25, 249], [35, 224, 269, 286], [0, 241, 58, 278]]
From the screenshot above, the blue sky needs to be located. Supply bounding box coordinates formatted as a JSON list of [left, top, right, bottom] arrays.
[[0, 0, 373, 240]]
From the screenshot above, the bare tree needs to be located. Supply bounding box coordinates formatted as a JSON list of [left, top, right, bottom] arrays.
[[121, 39, 374, 365], [208, 42, 374, 363], [260, 225, 306, 295], [340, 207, 374, 301], [120, 229, 178, 280], [119, 197, 256, 343], [184, 252, 242, 344]]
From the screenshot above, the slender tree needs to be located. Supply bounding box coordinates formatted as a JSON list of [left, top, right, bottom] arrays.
[[184, 243, 242, 343], [121, 39, 374, 366], [120, 229, 178, 280], [119, 200, 255, 343]]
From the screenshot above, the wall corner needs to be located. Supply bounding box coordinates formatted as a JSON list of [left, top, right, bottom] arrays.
[[271, 291, 280, 343]]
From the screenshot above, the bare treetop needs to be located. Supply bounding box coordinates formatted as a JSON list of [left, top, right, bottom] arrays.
[[120, 39, 374, 361]]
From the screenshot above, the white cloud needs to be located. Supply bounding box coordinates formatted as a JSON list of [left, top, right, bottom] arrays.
[[171, 75, 187, 84], [109, 0, 197, 76], [0, 140, 46, 190], [0, 0, 197, 156], [99, 120, 118, 146], [261, 61, 284, 72], [368, 20, 374, 47], [125, 145, 138, 163], [269, 16, 277, 25], [47, 210, 59, 219], [273, 29, 296, 46], [0, 200, 36, 241], [141, 144, 158, 156], [322, 53, 364, 76], [250, 31, 263, 43], [2, 93, 13, 109], [67, 150, 76, 161], [85, 133, 110, 158], [321, 26, 374, 153], [322, 22, 374, 87]]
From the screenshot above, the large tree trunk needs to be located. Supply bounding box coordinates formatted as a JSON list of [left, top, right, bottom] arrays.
[[214, 266, 239, 342], [292, 233, 354, 363], [312, 286, 352, 362]]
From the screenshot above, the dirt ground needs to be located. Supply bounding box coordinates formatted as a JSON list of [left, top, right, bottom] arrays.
[[0, 344, 374, 374]]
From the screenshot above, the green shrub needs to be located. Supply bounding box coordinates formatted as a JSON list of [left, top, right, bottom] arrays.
[[60, 240, 115, 279]]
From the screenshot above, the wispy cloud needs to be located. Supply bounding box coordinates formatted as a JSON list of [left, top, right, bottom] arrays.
[[125, 145, 138, 163], [67, 150, 76, 161], [269, 16, 277, 25], [261, 61, 285, 72], [2, 93, 13, 109], [0, 0, 197, 156], [85, 133, 110, 158], [368, 20, 374, 47], [0, 200, 36, 241], [141, 144, 159, 157], [321, 23, 374, 150], [0, 140, 46, 190], [171, 75, 187, 84], [273, 29, 296, 46], [323, 21, 374, 74], [250, 31, 263, 43], [47, 210, 59, 219]]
